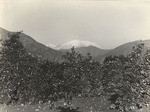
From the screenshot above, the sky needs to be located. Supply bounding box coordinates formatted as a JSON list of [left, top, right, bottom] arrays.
[[0, 0, 150, 49]]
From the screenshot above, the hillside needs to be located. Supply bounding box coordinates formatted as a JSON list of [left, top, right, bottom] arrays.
[[1, 27, 150, 63], [0, 27, 63, 62], [95, 39, 150, 62], [60, 46, 111, 57]]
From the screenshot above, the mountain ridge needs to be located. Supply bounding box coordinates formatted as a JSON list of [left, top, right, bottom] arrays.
[[1, 27, 150, 63], [60, 45, 111, 58], [95, 39, 150, 62], [0, 27, 63, 62], [54, 40, 102, 50]]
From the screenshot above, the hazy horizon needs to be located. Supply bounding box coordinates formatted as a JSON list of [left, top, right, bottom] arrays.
[[0, 0, 150, 49]]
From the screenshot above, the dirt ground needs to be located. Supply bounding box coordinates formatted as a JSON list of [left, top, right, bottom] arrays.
[[0, 97, 149, 112]]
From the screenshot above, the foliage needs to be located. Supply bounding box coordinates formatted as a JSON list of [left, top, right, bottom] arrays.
[[0, 31, 150, 112], [0, 32, 41, 104], [103, 44, 150, 111], [60, 47, 103, 103], [57, 106, 80, 112], [35, 60, 64, 103]]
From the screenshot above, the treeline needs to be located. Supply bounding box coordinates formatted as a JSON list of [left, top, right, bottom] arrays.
[[0, 32, 150, 112]]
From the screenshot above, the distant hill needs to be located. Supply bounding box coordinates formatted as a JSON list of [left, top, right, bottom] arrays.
[[55, 40, 102, 50], [60, 46, 111, 58], [1, 27, 150, 63], [95, 39, 150, 62], [0, 27, 63, 62]]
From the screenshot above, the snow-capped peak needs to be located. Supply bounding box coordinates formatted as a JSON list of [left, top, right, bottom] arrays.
[[56, 40, 102, 50], [47, 44, 56, 49]]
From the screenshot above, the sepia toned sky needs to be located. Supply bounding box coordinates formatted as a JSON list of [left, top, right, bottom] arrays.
[[0, 0, 150, 49]]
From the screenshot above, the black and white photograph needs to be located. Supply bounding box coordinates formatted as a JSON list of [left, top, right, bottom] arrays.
[[0, 0, 150, 112]]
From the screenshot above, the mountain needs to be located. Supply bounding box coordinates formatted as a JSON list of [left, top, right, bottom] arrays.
[[60, 46, 111, 57], [0, 27, 62, 62], [57, 40, 110, 57], [2, 27, 150, 63], [56, 40, 102, 50], [95, 39, 150, 62], [47, 44, 56, 49]]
